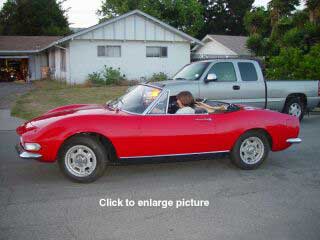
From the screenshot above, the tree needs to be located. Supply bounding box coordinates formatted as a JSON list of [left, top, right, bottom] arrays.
[[244, 7, 270, 36], [306, 0, 320, 24], [97, 0, 204, 37], [0, 0, 70, 36], [198, 0, 254, 38], [266, 44, 320, 80], [268, 0, 300, 34]]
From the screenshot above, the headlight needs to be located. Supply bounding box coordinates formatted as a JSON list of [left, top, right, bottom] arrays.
[[24, 143, 41, 151]]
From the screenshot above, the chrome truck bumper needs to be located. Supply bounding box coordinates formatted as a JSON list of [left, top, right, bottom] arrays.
[[15, 144, 42, 159], [286, 138, 302, 144]]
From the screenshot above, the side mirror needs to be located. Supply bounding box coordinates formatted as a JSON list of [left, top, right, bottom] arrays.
[[205, 73, 217, 83]]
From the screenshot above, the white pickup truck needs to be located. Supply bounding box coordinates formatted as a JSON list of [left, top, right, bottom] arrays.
[[152, 59, 320, 120]]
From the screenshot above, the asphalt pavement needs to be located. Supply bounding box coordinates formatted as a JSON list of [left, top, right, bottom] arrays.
[[0, 82, 33, 109], [0, 83, 320, 240]]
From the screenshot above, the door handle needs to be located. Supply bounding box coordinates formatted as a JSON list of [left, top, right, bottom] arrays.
[[195, 118, 212, 121], [233, 85, 240, 90]]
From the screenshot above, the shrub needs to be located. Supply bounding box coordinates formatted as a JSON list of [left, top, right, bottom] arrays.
[[266, 44, 320, 80], [87, 66, 126, 85], [102, 66, 125, 85], [87, 71, 104, 85], [149, 72, 168, 82], [266, 47, 303, 79], [299, 44, 320, 79], [282, 27, 305, 48]]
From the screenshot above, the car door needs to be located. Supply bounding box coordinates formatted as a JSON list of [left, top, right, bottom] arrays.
[[132, 91, 218, 157], [235, 60, 266, 108], [199, 61, 242, 104]]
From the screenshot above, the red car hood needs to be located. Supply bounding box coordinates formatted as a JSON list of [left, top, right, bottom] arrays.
[[17, 104, 116, 135]]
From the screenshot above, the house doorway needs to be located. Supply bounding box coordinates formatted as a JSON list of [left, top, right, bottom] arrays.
[[0, 57, 29, 82]]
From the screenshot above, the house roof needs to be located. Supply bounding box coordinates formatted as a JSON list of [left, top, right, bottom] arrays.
[[0, 36, 61, 53], [51, 9, 203, 46], [0, 10, 202, 54], [193, 34, 251, 56], [207, 35, 251, 55]]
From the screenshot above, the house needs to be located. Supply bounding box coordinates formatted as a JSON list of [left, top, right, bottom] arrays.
[[0, 36, 61, 82], [0, 10, 202, 84], [192, 34, 252, 61]]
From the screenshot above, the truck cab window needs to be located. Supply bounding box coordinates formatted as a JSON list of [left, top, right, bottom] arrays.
[[207, 62, 237, 82], [238, 62, 258, 81], [174, 62, 209, 81]]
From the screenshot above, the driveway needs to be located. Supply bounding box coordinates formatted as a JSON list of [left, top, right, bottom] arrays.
[[0, 82, 33, 109], [0, 106, 320, 239], [0, 82, 32, 131]]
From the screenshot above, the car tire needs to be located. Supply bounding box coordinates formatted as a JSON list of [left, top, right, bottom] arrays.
[[284, 97, 304, 121], [231, 131, 270, 170], [58, 135, 108, 183]]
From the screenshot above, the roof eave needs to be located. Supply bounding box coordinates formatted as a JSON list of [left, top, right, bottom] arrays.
[[0, 50, 41, 54]]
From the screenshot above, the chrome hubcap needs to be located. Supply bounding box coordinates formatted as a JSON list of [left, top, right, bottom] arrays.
[[240, 137, 264, 164], [65, 145, 97, 177], [289, 103, 302, 118]]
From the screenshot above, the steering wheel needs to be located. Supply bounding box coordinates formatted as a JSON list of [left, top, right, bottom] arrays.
[[168, 97, 179, 114], [227, 103, 239, 111]]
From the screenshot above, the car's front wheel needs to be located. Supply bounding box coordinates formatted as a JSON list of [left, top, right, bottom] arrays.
[[231, 131, 270, 170], [58, 135, 108, 183]]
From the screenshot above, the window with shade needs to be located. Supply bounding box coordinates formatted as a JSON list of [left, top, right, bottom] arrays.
[[97, 46, 121, 57], [146, 46, 167, 58]]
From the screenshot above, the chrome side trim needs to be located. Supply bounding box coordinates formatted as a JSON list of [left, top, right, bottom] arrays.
[[120, 150, 229, 159], [286, 138, 302, 144], [15, 144, 42, 159]]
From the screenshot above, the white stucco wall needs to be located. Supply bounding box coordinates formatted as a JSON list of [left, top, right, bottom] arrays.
[[68, 39, 190, 84], [45, 11, 197, 84]]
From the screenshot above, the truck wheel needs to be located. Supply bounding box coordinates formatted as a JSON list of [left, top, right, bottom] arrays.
[[231, 131, 270, 170], [58, 135, 108, 183], [284, 97, 304, 121]]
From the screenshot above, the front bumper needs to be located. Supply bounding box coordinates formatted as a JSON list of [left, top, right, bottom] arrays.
[[286, 138, 302, 144], [15, 144, 42, 159]]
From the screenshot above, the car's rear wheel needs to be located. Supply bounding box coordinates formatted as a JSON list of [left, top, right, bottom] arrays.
[[58, 135, 108, 183], [231, 131, 270, 170], [284, 97, 304, 121]]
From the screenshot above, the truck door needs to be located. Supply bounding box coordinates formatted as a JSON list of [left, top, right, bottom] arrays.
[[199, 61, 242, 104], [235, 61, 266, 108]]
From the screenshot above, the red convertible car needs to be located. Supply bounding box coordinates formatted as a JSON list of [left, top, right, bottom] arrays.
[[16, 84, 301, 182]]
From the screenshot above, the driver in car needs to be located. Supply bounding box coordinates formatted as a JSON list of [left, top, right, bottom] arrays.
[[176, 91, 196, 114]]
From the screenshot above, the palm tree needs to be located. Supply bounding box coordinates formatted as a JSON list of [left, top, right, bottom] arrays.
[[268, 0, 300, 35], [306, 0, 320, 23]]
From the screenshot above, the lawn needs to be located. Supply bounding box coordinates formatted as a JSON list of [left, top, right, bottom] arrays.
[[11, 80, 128, 120]]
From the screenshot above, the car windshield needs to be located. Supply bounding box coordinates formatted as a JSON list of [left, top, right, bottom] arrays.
[[109, 85, 161, 114], [173, 62, 210, 81]]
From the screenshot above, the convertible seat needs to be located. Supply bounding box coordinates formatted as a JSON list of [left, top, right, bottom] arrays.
[[194, 107, 208, 114], [195, 102, 227, 113]]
